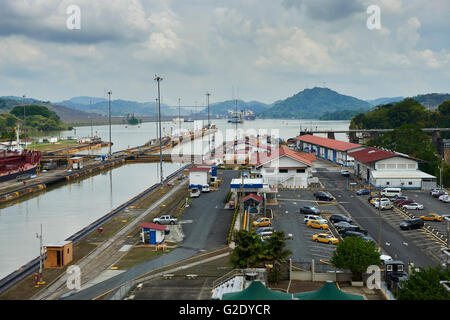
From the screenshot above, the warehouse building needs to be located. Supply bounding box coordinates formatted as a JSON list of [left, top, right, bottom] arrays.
[[295, 134, 365, 167], [348, 147, 436, 190]]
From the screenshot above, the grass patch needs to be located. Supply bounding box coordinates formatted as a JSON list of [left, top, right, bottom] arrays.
[[113, 246, 168, 270]]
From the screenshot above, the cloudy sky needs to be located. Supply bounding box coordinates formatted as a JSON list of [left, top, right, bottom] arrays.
[[0, 0, 449, 105]]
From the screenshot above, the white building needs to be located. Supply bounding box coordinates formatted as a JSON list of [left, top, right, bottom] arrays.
[[251, 146, 316, 188], [348, 147, 436, 190], [188, 166, 210, 190]]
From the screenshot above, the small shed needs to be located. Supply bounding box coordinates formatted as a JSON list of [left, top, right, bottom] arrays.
[[139, 222, 167, 245], [69, 157, 83, 170], [242, 193, 263, 213], [44, 241, 73, 269], [188, 167, 210, 190]]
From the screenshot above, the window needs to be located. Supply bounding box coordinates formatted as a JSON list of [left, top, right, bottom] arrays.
[[397, 164, 407, 169], [296, 169, 305, 173], [397, 265, 404, 272], [279, 169, 288, 173], [265, 169, 274, 173], [387, 265, 393, 272], [386, 182, 390, 185], [67, 248, 70, 254], [408, 181, 412, 185]]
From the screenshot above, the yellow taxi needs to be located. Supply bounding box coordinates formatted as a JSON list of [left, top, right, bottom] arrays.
[[369, 197, 379, 204], [419, 213, 443, 222], [312, 233, 339, 245], [252, 217, 272, 227], [306, 220, 329, 230]]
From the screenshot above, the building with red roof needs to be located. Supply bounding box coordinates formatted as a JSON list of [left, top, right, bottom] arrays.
[[139, 222, 167, 245], [348, 147, 436, 190], [296, 134, 365, 167]]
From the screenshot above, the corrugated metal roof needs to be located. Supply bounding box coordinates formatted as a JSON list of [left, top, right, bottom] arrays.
[[371, 170, 436, 179], [252, 146, 314, 167], [139, 222, 167, 231], [348, 147, 417, 163], [296, 135, 362, 151]]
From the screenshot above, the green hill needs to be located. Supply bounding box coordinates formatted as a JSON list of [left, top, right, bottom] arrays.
[[261, 87, 372, 119]]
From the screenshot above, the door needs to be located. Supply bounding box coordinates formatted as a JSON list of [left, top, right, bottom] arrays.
[[333, 150, 337, 162], [149, 230, 156, 244], [324, 148, 328, 159], [56, 250, 61, 267]]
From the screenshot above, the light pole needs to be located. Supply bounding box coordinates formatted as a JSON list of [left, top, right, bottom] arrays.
[[178, 98, 181, 137], [22, 94, 26, 147], [36, 224, 44, 284], [90, 99, 93, 138], [378, 189, 382, 252], [206, 92, 210, 128], [154, 75, 163, 184], [108, 91, 112, 157]]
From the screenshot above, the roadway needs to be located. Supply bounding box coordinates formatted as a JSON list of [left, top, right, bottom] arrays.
[[61, 169, 238, 300], [314, 162, 442, 268]]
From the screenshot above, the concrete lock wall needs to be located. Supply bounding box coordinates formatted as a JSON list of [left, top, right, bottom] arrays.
[[290, 270, 353, 282]]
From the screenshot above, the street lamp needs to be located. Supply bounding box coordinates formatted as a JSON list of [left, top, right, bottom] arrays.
[[22, 94, 26, 147], [107, 90, 112, 157], [154, 75, 163, 184]]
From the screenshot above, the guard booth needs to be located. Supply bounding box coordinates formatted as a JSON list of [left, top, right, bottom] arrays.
[[139, 222, 167, 245], [68, 156, 83, 170], [44, 241, 73, 269]]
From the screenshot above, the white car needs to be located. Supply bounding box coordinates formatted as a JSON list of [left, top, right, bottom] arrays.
[[304, 215, 327, 225], [438, 194, 450, 202], [374, 200, 393, 210], [202, 184, 210, 192], [402, 202, 424, 210], [190, 188, 200, 198]]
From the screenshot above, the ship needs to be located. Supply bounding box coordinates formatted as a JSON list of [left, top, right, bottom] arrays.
[[0, 127, 42, 182], [227, 111, 244, 123], [0, 149, 42, 182], [244, 110, 256, 120]]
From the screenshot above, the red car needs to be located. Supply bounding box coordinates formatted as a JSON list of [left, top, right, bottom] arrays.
[[432, 190, 448, 198], [395, 199, 415, 206]]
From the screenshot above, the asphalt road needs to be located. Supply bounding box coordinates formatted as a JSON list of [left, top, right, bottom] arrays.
[[62, 170, 238, 300], [315, 165, 441, 268]]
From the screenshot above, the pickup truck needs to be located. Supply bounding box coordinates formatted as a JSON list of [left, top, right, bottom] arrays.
[[152, 215, 178, 225]]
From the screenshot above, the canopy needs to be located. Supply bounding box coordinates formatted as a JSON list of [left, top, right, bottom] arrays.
[[293, 281, 364, 300], [222, 281, 293, 300]]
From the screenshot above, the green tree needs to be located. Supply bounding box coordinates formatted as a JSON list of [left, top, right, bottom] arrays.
[[230, 231, 266, 268], [331, 237, 380, 281], [396, 265, 450, 300]]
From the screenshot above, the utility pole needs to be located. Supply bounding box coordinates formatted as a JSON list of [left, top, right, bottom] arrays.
[[178, 98, 181, 137], [108, 90, 112, 157], [90, 99, 93, 137], [206, 92, 210, 128], [378, 189, 382, 252], [22, 94, 26, 148], [154, 75, 163, 184], [36, 224, 45, 285]]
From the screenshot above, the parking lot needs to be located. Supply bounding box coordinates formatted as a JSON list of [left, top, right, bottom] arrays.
[[265, 189, 346, 269]]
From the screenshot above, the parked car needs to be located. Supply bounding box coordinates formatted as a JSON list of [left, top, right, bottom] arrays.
[[419, 213, 443, 222], [306, 220, 329, 230], [304, 215, 327, 225], [329, 214, 352, 224], [253, 217, 271, 228], [438, 194, 450, 202], [401, 202, 424, 210], [337, 225, 368, 235], [153, 215, 178, 225], [430, 188, 445, 195], [256, 226, 274, 233], [333, 221, 353, 229], [395, 199, 415, 206], [432, 190, 448, 198], [356, 188, 371, 195], [312, 233, 339, 245], [299, 206, 321, 215], [202, 184, 210, 192], [370, 197, 389, 205], [373, 199, 393, 210], [393, 196, 408, 203], [340, 169, 350, 177], [341, 230, 366, 239], [400, 218, 424, 230], [258, 231, 273, 238], [314, 191, 335, 201], [380, 187, 402, 198], [190, 188, 200, 198]]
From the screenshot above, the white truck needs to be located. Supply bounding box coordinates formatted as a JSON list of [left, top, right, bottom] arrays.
[[152, 215, 178, 225]]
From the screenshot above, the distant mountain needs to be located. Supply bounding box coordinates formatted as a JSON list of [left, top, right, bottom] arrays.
[[319, 109, 368, 120], [367, 97, 404, 106], [410, 93, 450, 110], [206, 100, 270, 116], [56, 97, 179, 117], [261, 87, 372, 119]]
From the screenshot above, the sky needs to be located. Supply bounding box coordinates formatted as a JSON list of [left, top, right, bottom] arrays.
[[0, 0, 449, 106]]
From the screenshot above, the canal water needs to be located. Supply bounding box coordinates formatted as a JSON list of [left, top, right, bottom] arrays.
[[0, 118, 350, 280], [0, 162, 183, 280]]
